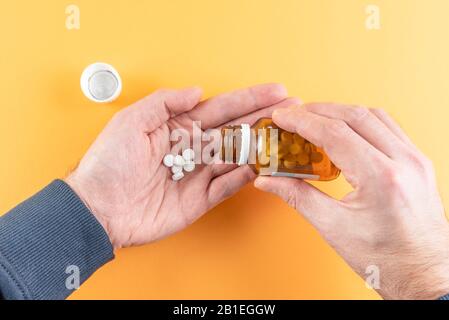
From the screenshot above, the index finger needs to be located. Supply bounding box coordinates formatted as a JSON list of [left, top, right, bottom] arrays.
[[188, 83, 288, 129], [272, 107, 391, 184]]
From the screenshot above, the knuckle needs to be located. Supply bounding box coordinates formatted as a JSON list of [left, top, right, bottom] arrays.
[[344, 105, 369, 123], [378, 165, 402, 188], [421, 156, 435, 172], [377, 166, 410, 203], [407, 151, 434, 174], [369, 107, 386, 116], [285, 189, 298, 208], [327, 119, 350, 136]]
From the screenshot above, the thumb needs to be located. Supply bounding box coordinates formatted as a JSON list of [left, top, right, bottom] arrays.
[[127, 87, 203, 132], [254, 176, 341, 232]]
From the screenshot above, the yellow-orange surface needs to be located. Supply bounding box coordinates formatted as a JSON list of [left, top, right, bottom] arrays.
[[1, 0, 448, 299]]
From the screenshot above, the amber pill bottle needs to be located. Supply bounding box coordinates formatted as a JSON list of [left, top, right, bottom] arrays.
[[221, 118, 340, 181]]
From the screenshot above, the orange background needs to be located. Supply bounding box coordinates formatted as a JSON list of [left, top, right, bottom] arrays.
[[1, 0, 449, 299]]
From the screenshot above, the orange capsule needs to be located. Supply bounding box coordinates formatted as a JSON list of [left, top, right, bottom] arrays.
[[293, 134, 305, 146], [278, 145, 289, 158], [283, 159, 297, 169], [283, 154, 296, 162], [304, 143, 312, 154], [280, 132, 293, 144], [289, 143, 302, 155], [310, 152, 324, 163], [297, 153, 310, 166]]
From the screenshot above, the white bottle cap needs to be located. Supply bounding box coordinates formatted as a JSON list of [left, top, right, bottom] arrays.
[[80, 62, 122, 103]]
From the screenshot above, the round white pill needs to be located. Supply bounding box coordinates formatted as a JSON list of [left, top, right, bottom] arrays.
[[171, 165, 183, 174], [172, 172, 184, 181], [182, 149, 195, 161], [81, 62, 122, 103], [163, 154, 174, 167], [183, 161, 195, 172], [174, 155, 185, 166]]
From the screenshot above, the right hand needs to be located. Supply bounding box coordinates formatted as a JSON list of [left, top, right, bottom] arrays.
[[255, 104, 449, 300]]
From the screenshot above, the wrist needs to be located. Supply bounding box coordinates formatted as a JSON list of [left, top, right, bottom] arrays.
[[389, 266, 449, 300], [379, 229, 449, 300], [65, 173, 115, 249]]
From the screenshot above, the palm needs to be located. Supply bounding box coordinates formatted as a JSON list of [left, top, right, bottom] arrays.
[[131, 115, 218, 246], [68, 85, 297, 249]]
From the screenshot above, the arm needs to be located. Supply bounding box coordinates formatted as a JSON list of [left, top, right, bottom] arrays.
[[0, 84, 296, 299], [0, 180, 113, 299]]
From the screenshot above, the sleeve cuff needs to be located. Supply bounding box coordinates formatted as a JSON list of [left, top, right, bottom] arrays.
[[0, 180, 114, 300], [439, 293, 449, 300]]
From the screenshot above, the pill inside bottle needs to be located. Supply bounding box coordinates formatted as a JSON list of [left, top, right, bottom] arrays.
[[220, 118, 340, 181]]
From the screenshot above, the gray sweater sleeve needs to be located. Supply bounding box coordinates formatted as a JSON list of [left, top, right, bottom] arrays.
[[0, 180, 114, 300]]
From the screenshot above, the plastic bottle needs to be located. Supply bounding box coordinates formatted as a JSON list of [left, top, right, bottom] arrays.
[[221, 118, 340, 181]]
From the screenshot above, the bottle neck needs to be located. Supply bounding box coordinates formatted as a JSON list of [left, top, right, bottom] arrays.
[[221, 124, 251, 165]]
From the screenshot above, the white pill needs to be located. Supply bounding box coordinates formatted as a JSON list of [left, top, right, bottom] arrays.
[[174, 155, 185, 166], [163, 154, 174, 167], [183, 161, 195, 172], [182, 149, 195, 161], [171, 165, 183, 174], [172, 171, 184, 181]]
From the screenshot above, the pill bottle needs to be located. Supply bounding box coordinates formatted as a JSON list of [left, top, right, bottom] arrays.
[[220, 118, 340, 181]]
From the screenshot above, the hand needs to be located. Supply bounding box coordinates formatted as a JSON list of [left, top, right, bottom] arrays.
[[255, 104, 449, 300], [66, 84, 298, 249]]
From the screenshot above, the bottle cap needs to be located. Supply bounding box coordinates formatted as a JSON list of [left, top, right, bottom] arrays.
[[238, 124, 251, 165], [80, 62, 122, 103]]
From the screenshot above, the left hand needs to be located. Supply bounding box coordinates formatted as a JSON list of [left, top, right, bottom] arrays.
[[66, 84, 298, 249]]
